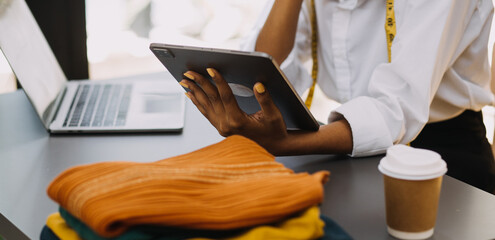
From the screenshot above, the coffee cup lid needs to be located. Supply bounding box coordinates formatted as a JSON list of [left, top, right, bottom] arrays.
[[378, 144, 447, 180]]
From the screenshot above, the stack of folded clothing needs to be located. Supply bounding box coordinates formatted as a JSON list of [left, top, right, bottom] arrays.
[[43, 135, 352, 240]]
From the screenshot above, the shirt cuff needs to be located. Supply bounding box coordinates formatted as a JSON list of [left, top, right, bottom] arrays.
[[329, 96, 394, 157]]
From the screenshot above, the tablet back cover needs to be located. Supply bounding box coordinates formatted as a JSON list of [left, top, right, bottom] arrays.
[[150, 43, 319, 131]]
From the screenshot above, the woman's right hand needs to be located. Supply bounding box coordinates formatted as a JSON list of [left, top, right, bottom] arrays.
[[181, 68, 290, 155]]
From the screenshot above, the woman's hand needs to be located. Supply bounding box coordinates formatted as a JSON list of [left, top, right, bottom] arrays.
[[180, 68, 289, 154]]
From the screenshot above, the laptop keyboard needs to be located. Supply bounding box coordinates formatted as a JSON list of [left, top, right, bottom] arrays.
[[63, 84, 132, 128]]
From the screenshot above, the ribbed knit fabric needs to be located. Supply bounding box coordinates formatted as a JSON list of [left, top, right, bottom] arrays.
[[47, 135, 329, 238]]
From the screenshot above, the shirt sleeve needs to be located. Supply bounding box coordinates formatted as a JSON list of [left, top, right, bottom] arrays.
[[240, 0, 313, 96], [331, 0, 489, 157]]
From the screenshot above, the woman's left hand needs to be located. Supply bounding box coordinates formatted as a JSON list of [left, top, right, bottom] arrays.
[[180, 68, 288, 154]]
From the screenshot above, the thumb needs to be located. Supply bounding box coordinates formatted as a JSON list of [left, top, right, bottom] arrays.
[[253, 82, 279, 116]]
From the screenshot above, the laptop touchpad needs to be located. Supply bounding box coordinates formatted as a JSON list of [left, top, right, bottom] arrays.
[[143, 94, 181, 113]]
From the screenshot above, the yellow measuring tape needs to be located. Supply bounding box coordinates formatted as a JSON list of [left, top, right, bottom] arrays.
[[385, 0, 396, 63], [305, 0, 318, 109], [305, 0, 396, 109]]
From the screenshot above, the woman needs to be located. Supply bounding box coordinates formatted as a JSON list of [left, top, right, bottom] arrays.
[[179, 0, 495, 193]]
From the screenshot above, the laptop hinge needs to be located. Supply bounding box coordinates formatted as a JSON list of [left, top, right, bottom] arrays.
[[42, 85, 67, 128]]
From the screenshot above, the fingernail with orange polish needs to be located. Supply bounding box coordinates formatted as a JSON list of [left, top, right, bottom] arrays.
[[184, 72, 195, 80], [179, 81, 189, 89], [184, 92, 191, 99], [206, 68, 215, 78], [255, 83, 265, 94]]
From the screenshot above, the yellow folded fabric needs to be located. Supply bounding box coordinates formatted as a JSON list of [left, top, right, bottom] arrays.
[[45, 206, 324, 240], [46, 212, 82, 240], [47, 135, 329, 238], [189, 206, 324, 240]]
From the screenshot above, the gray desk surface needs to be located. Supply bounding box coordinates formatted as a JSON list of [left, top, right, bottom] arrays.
[[1, 73, 495, 240]]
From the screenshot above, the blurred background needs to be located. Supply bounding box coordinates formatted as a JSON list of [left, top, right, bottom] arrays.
[[0, 0, 494, 141]]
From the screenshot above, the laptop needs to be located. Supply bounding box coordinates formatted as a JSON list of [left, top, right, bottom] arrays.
[[0, 212, 29, 240], [0, 0, 185, 133]]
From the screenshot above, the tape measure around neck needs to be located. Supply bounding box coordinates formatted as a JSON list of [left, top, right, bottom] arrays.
[[305, 0, 395, 109], [385, 0, 396, 63], [305, 0, 318, 109]]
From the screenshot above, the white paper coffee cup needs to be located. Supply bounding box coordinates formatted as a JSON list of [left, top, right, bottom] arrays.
[[378, 144, 447, 240]]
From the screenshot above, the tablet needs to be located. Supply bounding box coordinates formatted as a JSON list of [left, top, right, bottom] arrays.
[[150, 43, 319, 131]]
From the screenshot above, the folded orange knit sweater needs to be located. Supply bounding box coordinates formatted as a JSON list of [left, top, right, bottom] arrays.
[[47, 135, 329, 238]]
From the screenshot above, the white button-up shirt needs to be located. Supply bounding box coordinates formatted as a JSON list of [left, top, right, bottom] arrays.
[[241, 0, 495, 157]]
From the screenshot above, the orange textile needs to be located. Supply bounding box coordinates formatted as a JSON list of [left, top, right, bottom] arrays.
[[47, 135, 329, 238]]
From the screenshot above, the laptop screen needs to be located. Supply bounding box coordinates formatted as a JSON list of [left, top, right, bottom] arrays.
[[0, 0, 66, 124], [0, 212, 29, 240]]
